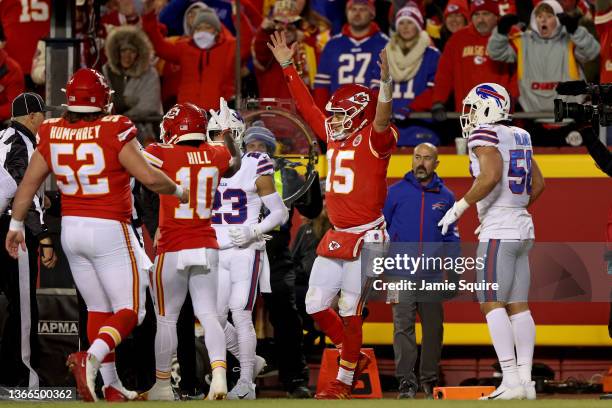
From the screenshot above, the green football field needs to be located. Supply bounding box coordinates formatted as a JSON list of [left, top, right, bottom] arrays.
[[1, 399, 610, 407]]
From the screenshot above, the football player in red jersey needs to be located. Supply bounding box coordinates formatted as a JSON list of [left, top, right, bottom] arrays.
[[141, 103, 241, 401], [268, 30, 398, 399], [5, 68, 189, 402]]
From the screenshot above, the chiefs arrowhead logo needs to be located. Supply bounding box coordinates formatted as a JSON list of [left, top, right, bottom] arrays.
[[328, 241, 341, 251]]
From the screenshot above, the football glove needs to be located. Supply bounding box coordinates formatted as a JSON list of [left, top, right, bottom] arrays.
[[438, 198, 470, 235]]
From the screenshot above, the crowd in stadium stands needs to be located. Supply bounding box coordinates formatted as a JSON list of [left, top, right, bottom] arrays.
[[0, 0, 609, 144]]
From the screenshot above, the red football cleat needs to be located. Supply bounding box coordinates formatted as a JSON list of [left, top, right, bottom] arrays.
[[103, 384, 138, 401], [66, 352, 98, 402], [315, 379, 352, 399], [351, 352, 371, 391]]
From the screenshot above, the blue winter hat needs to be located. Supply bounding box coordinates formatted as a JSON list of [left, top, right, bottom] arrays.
[[243, 124, 277, 153]]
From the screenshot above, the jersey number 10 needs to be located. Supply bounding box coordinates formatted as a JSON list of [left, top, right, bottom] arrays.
[[174, 167, 218, 219]]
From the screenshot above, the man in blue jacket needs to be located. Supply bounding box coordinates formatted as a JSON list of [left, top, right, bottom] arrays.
[[383, 142, 459, 399]]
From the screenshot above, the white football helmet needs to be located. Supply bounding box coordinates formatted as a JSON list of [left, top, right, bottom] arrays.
[[460, 83, 511, 138], [207, 97, 245, 145]]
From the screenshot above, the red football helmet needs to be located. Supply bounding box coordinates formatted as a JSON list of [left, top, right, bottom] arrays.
[[63, 68, 113, 113], [325, 84, 375, 141], [160, 103, 208, 144]]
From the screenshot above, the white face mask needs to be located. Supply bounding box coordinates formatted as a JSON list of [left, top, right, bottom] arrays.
[[193, 31, 215, 49]]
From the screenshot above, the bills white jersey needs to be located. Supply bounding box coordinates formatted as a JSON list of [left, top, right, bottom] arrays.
[[468, 124, 535, 240], [212, 151, 275, 248]]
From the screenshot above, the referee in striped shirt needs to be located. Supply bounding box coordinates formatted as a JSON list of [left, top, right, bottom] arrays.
[[0, 92, 57, 388]]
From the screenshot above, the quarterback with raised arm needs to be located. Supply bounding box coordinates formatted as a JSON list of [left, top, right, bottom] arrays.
[[438, 82, 545, 400], [268, 30, 398, 399], [5, 68, 189, 402]]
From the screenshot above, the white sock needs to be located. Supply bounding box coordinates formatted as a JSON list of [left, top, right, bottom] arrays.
[[100, 362, 119, 386], [510, 310, 535, 384], [155, 316, 177, 380], [231, 310, 256, 382], [198, 313, 227, 367], [88, 339, 111, 362], [336, 367, 354, 385], [224, 322, 240, 359], [485, 308, 519, 388]]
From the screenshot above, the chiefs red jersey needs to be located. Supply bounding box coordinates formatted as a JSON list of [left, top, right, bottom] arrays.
[[0, 0, 51, 74], [37, 114, 137, 222], [143, 142, 231, 253], [325, 125, 398, 229], [595, 7, 612, 83]]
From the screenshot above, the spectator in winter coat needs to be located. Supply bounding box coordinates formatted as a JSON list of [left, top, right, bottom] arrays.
[[313, 0, 388, 110], [428, 0, 516, 120], [103, 25, 163, 119], [102, 25, 163, 144], [143, 6, 235, 110], [487, 0, 600, 113], [385, 4, 440, 146], [0, 50, 24, 123], [158, 0, 257, 64], [433, 0, 469, 51]]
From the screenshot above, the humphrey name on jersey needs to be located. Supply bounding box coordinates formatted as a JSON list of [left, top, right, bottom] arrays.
[[49, 125, 102, 141]]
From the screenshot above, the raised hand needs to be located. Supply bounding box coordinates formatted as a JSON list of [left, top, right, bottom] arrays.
[[266, 30, 297, 66], [377, 48, 390, 82]]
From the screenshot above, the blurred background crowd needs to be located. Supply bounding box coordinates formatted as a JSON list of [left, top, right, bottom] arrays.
[[0, 0, 609, 147]]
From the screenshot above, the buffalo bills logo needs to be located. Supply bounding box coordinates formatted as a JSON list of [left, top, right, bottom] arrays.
[[432, 202, 446, 211], [475, 85, 505, 108], [329, 241, 341, 251]]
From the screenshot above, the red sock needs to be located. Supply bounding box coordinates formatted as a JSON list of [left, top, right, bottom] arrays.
[[340, 316, 362, 369], [311, 308, 343, 345], [97, 309, 138, 350], [87, 312, 113, 345]]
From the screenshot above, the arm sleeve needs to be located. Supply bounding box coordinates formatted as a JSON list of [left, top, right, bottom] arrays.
[[258, 192, 289, 233], [369, 125, 398, 159], [282, 64, 327, 141], [142, 12, 182, 64], [487, 28, 518, 63], [570, 26, 601, 63], [215, 144, 233, 176], [158, 0, 191, 36]]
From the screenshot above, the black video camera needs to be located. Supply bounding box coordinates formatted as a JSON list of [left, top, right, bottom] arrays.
[[553, 81, 612, 127]]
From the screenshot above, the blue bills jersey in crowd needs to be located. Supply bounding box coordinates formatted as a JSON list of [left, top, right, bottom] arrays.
[[391, 46, 440, 146], [311, 0, 346, 35], [314, 31, 389, 93]]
